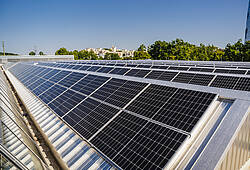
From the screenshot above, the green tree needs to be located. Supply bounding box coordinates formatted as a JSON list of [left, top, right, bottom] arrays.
[[104, 53, 120, 60], [29, 51, 35, 55], [138, 44, 147, 51], [39, 51, 44, 55], [55, 48, 69, 55]]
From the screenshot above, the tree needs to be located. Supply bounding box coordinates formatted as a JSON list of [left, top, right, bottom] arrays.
[[138, 44, 147, 51], [29, 51, 35, 55], [39, 51, 44, 55], [55, 48, 69, 55], [104, 53, 120, 60]]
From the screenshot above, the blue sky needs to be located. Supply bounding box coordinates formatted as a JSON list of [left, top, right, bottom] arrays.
[[0, 0, 249, 54]]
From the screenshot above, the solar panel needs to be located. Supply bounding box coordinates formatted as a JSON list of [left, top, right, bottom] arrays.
[[233, 77, 250, 91], [91, 78, 147, 108], [87, 66, 102, 72], [28, 78, 46, 91], [32, 81, 54, 96], [214, 69, 230, 73], [200, 68, 214, 72], [210, 75, 239, 89], [65, 102, 120, 139], [42, 69, 60, 79], [48, 70, 71, 83], [38, 85, 67, 104], [168, 66, 189, 71], [124, 69, 151, 78], [152, 89, 216, 132], [58, 72, 86, 88], [151, 65, 169, 69], [172, 73, 196, 83], [96, 67, 113, 73], [109, 68, 130, 75], [189, 74, 215, 86], [90, 111, 187, 170], [126, 84, 177, 118], [48, 89, 85, 117], [71, 75, 109, 95], [228, 69, 246, 74], [189, 67, 201, 72], [79, 65, 91, 70]]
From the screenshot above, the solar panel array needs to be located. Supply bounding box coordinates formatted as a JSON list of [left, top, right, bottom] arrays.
[[10, 60, 241, 169], [32, 60, 250, 92]]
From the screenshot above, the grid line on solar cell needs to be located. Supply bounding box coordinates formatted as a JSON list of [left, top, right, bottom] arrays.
[[71, 75, 109, 95], [145, 71, 178, 81], [210, 75, 240, 89], [90, 112, 187, 170], [91, 78, 147, 108]]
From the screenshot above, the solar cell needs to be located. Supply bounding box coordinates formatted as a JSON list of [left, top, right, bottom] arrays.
[[28, 78, 46, 91], [214, 69, 230, 73]]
